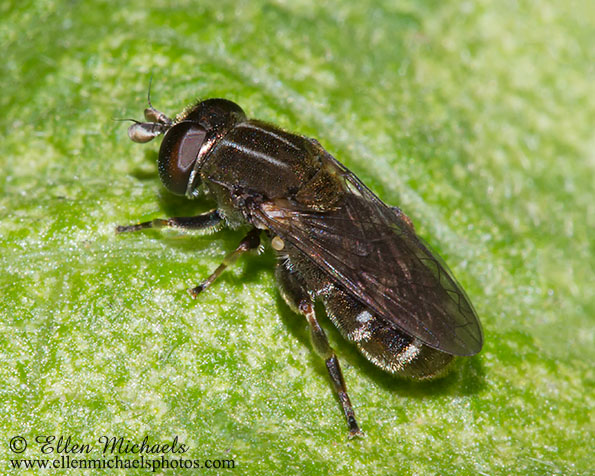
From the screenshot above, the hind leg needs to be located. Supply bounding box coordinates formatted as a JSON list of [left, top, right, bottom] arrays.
[[276, 264, 363, 438]]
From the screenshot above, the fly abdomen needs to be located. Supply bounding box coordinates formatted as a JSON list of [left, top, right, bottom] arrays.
[[322, 286, 454, 379]]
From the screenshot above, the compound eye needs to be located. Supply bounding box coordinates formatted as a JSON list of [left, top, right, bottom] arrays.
[[158, 123, 207, 195]]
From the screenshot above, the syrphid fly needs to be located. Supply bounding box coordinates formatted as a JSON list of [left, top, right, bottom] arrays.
[[118, 90, 483, 437]]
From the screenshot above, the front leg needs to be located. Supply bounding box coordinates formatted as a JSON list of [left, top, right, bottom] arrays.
[[117, 211, 260, 298], [276, 264, 363, 438], [116, 209, 223, 234]]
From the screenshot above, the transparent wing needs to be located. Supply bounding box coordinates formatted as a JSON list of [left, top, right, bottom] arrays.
[[256, 151, 482, 356]]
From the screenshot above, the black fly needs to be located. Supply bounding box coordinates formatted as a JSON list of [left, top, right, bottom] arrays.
[[117, 93, 483, 437]]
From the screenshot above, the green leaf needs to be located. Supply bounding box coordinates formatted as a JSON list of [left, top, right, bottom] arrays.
[[1, 1, 593, 474]]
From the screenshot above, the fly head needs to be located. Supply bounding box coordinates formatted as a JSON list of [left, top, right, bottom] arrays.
[[128, 94, 246, 198]]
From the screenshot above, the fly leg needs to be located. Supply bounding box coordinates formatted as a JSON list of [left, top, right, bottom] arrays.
[[276, 265, 363, 438], [188, 228, 261, 297], [303, 300, 363, 438], [116, 209, 223, 234]]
